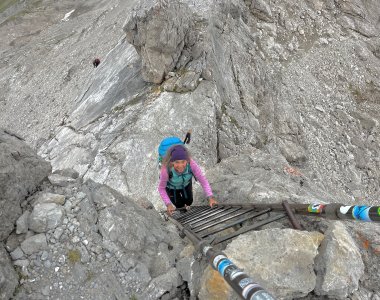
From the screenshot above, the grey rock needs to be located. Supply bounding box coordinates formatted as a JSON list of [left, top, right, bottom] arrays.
[[80, 246, 90, 263], [53, 168, 79, 179], [81, 268, 126, 299], [125, 262, 152, 288], [40, 251, 49, 261], [72, 236, 80, 243], [0, 129, 51, 241], [28, 203, 65, 233], [177, 255, 202, 297], [64, 200, 73, 213], [139, 267, 181, 300], [124, 0, 193, 83], [172, 71, 201, 93], [278, 139, 307, 164], [150, 251, 171, 278], [5, 233, 24, 253], [373, 293, 380, 300], [91, 183, 183, 280], [98, 201, 171, 254], [351, 287, 374, 300], [315, 222, 365, 299], [44, 260, 52, 268], [233, 229, 323, 298], [162, 76, 179, 92], [2, 0, 380, 299], [119, 255, 137, 271], [41, 285, 50, 296], [200, 229, 324, 299], [77, 197, 98, 234], [84, 180, 123, 209], [0, 244, 18, 300], [48, 173, 76, 187], [250, 0, 273, 22], [351, 110, 378, 131], [345, 222, 380, 291], [20, 233, 48, 255], [53, 227, 64, 241], [32, 192, 66, 206], [13, 259, 29, 267], [16, 211, 30, 234], [10, 247, 24, 260], [205, 151, 335, 206]]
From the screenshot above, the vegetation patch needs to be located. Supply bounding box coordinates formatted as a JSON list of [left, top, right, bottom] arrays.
[[67, 249, 81, 264], [86, 270, 95, 282], [111, 90, 150, 113], [349, 81, 380, 104], [349, 83, 366, 103], [151, 84, 163, 95], [229, 115, 239, 127], [221, 104, 241, 128], [14, 266, 28, 280], [0, 0, 18, 13]]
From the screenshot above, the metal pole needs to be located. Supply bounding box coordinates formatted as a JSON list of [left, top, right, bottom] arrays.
[[168, 215, 276, 300], [201, 244, 275, 300], [220, 203, 380, 222], [292, 203, 380, 222]]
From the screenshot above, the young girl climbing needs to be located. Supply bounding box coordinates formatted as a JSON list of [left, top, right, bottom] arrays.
[[157, 144, 218, 216]]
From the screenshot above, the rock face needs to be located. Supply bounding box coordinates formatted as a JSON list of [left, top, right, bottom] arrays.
[[0, 0, 145, 149], [201, 150, 336, 206], [30, 0, 380, 214], [0, 244, 18, 300], [124, 0, 194, 84], [39, 79, 218, 210], [1, 0, 380, 299], [6, 179, 187, 300], [0, 129, 51, 241]]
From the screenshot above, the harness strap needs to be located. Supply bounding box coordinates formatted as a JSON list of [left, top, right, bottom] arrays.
[[182, 174, 188, 199], [167, 172, 190, 201]]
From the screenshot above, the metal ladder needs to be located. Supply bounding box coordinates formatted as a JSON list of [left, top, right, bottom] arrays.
[[171, 200, 301, 245], [166, 202, 379, 300]]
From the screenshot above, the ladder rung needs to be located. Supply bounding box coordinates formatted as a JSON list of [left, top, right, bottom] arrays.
[[211, 213, 287, 245]]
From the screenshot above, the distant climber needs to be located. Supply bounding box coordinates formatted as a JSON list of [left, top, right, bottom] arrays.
[[92, 58, 100, 68], [158, 144, 218, 216]]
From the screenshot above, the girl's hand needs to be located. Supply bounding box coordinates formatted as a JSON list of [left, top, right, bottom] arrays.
[[208, 197, 218, 208], [167, 204, 176, 216]]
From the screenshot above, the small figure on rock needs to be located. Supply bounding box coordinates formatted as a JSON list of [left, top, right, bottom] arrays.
[[92, 58, 100, 68], [158, 143, 218, 216]]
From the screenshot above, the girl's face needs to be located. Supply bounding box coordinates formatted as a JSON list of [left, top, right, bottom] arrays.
[[172, 160, 187, 173]]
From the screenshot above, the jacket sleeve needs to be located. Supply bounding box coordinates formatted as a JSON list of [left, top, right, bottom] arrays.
[[158, 167, 171, 206], [190, 159, 213, 198]]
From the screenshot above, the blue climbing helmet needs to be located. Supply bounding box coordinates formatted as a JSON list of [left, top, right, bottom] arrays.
[[158, 131, 191, 168]]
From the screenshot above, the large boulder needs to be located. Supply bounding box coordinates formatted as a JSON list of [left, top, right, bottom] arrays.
[[0, 129, 51, 241], [199, 229, 324, 299], [315, 222, 365, 299], [123, 0, 194, 84], [87, 182, 185, 298], [28, 203, 65, 233]]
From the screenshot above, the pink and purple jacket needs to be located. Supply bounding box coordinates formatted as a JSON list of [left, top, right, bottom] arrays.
[[158, 159, 213, 206]]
